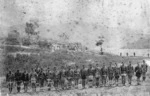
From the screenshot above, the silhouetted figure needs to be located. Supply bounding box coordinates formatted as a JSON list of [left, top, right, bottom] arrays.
[[141, 60, 148, 81], [100, 48, 103, 55], [120, 62, 127, 86], [15, 70, 22, 93], [127, 61, 134, 85], [133, 52, 136, 57], [126, 53, 128, 57], [135, 63, 142, 85], [148, 53, 149, 57], [120, 53, 122, 56]]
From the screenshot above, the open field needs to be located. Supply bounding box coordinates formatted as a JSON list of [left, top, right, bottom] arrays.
[[0, 76, 150, 96], [0, 50, 150, 96]]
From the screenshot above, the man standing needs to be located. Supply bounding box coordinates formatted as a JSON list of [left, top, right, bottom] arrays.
[[74, 65, 80, 88], [127, 61, 134, 85], [59, 66, 66, 90], [46, 68, 53, 91], [15, 70, 22, 93], [114, 63, 121, 86], [95, 64, 100, 88], [65, 66, 74, 89], [6, 71, 14, 93], [87, 64, 95, 88], [52, 67, 60, 91], [107, 62, 114, 86], [38, 69, 46, 89], [135, 63, 142, 85], [80, 65, 87, 89], [101, 64, 107, 87], [22, 70, 29, 92], [141, 60, 148, 81], [30, 69, 37, 92], [120, 62, 127, 86]]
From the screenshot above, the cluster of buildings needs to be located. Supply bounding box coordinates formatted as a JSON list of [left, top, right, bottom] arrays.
[[46, 40, 88, 52]]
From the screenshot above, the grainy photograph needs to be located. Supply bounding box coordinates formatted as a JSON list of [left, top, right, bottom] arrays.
[[0, 0, 150, 96]]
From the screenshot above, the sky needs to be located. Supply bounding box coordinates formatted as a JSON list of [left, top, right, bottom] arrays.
[[0, 0, 150, 50]]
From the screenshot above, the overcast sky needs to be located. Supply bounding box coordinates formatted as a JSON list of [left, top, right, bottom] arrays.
[[0, 0, 150, 50]]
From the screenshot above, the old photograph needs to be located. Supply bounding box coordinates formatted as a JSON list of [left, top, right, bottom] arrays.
[[0, 0, 150, 96]]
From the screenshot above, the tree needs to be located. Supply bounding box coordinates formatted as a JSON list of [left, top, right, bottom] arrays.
[[96, 36, 104, 55], [25, 22, 40, 45]]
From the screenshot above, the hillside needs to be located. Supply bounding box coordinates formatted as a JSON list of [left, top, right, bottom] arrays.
[[122, 37, 150, 49]]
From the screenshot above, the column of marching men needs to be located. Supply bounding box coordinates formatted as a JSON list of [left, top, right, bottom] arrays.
[[6, 60, 148, 94]]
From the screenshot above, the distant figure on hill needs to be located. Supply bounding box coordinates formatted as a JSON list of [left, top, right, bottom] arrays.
[[133, 52, 136, 57], [126, 53, 128, 57], [120, 53, 122, 56], [148, 53, 149, 57]]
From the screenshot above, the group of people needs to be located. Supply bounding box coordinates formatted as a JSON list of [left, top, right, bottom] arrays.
[[6, 60, 148, 94]]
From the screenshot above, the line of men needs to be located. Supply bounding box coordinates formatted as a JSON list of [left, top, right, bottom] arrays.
[[6, 60, 148, 94]]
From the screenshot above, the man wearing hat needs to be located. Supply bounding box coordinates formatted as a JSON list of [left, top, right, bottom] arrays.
[[141, 60, 148, 81], [101, 64, 107, 87], [127, 61, 134, 85]]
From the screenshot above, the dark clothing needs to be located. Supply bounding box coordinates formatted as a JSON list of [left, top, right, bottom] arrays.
[[120, 66, 127, 74], [38, 72, 46, 87], [80, 69, 87, 79], [38, 72, 46, 80], [6, 73, 14, 82], [135, 66, 142, 78], [60, 70, 66, 79], [127, 65, 134, 84], [52, 71, 60, 88], [101, 67, 107, 85], [114, 67, 120, 79], [22, 73, 29, 92], [74, 69, 80, 79], [46, 72, 53, 80], [127, 65, 134, 76], [101, 67, 107, 76], [82, 79, 86, 88], [22, 73, 29, 82], [15, 72, 22, 82], [87, 68, 95, 76], [120, 66, 127, 85], [15, 72, 22, 92], [107, 67, 114, 80], [65, 70, 73, 79]]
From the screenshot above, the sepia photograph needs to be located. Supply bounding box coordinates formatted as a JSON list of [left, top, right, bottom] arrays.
[[0, 0, 150, 96]]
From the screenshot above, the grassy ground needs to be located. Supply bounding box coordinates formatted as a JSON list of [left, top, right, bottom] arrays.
[[0, 50, 150, 96], [0, 76, 150, 96]]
